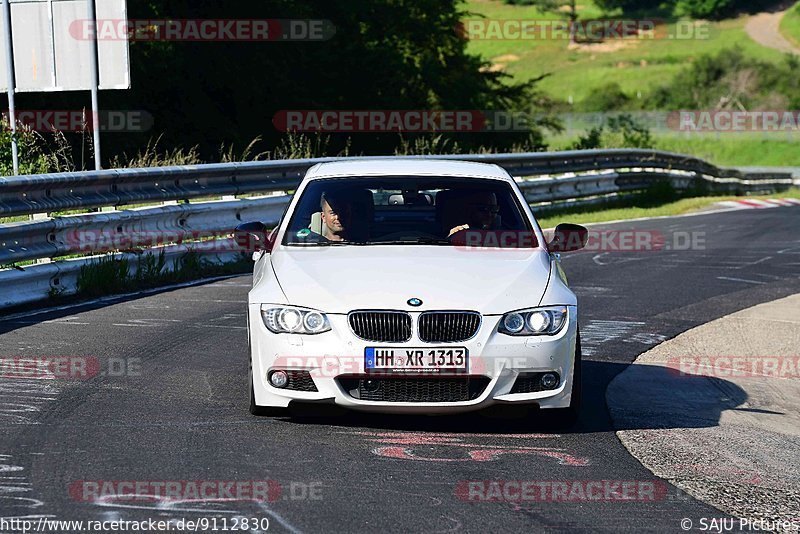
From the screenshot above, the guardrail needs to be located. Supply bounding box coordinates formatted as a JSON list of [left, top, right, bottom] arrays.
[[0, 149, 795, 311]]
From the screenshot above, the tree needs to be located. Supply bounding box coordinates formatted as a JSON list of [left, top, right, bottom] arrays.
[[673, 0, 737, 19], [592, 0, 649, 12], [16, 0, 558, 161], [504, 0, 579, 42], [594, 0, 744, 19]]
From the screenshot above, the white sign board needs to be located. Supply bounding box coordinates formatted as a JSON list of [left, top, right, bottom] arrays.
[[0, 0, 129, 92]]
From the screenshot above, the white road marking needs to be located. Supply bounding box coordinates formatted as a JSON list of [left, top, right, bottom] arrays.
[[191, 325, 247, 330], [88, 496, 302, 534], [179, 299, 243, 303], [570, 286, 611, 293], [716, 276, 766, 285], [580, 320, 647, 356], [591, 253, 649, 266], [0, 455, 50, 515], [777, 242, 800, 254], [715, 256, 772, 266], [0, 379, 60, 424], [5, 316, 92, 326], [3, 321, 90, 326], [624, 333, 668, 345], [111, 319, 183, 328]]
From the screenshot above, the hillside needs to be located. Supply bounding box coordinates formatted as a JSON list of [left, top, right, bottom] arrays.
[[463, 0, 800, 165]]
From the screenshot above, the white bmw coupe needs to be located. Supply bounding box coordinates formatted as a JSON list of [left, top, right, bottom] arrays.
[[237, 159, 588, 424]]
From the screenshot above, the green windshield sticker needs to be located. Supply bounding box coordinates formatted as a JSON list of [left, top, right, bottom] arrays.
[[296, 228, 312, 237]]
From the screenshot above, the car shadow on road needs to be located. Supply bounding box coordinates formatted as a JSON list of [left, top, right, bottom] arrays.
[[276, 360, 749, 435]]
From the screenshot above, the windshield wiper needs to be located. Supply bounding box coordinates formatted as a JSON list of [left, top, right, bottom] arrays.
[[288, 238, 452, 246], [365, 238, 452, 246], [286, 241, 351, 247]]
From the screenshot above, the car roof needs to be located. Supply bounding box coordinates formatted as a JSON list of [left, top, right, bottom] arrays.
[[305, 158, 513, 182]]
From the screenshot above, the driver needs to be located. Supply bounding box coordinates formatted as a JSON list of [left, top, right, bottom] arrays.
[[319, 191, 353, 241], [447, 191, 499, 237]]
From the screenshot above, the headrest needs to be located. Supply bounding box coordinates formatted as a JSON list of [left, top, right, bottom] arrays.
[[308, 212, 323, 234]]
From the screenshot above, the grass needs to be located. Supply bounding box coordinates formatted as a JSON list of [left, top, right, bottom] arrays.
[[72, 250, 251, 300], [464, 0, 788, 102], [548, 131, 800, 166], [648, 135, 800, 166], [780, 1, 800, 47], [462, 0, 800, 166], [536, 187, 800, 228], [0, 216, 30, 224]]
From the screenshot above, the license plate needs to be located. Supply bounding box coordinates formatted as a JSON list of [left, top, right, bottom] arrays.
[[365, 347, 468, 374]]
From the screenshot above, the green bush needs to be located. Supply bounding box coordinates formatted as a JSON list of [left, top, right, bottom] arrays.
[[595, 0, 757, 19], [394, 134, 463, 156], [645, 47, 800, 111], [134, 249, 167, 285], [570, 127, 604, 150], [76, 256, 131, 298], [673, 0, 737, 19], [593, 0, 653, 11], [578, 82, 632, 112], [569, 114, 653, 149], [0, 118, 66, 175]]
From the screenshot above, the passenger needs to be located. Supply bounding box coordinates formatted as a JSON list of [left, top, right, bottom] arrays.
[[447, 191, 499, 237]]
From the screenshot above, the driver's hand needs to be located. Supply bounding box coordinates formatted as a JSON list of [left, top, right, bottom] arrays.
[[448, 224, 469, 237]]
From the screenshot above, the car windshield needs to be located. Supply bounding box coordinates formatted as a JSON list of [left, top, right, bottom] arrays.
[[281, 176, 538, 248]]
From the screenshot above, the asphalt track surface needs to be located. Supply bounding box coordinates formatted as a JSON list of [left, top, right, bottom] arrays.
[[1, 208, 799, 533]]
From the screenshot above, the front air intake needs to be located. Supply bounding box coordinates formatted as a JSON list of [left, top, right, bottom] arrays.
[[348, 311, 412, 343], [418, 311, 481, 343]]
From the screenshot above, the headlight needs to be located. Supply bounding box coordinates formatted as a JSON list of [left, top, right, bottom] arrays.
[[502, 313, 525, 333], [261, 306, 331, 334], [498, 306, 568, 336]]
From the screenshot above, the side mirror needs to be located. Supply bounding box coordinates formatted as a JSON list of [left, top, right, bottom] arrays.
[[234, 221, 274, 253], [548, 223, 588, 252]]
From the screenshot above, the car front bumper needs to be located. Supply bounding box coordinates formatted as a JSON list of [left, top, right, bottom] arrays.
[[249, 305, 578, 414]]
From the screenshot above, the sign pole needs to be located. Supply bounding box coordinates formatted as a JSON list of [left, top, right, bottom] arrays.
[[2, 0, 19, 175], [86, 0, 101, 170]]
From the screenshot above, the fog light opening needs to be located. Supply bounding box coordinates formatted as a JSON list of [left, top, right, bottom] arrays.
[[269, 370, 289, 388], [541, 372, 559, 389], [361, 379, 381, 393]]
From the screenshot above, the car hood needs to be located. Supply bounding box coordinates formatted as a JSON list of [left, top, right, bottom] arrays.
[[257, 246, 553, 315]]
